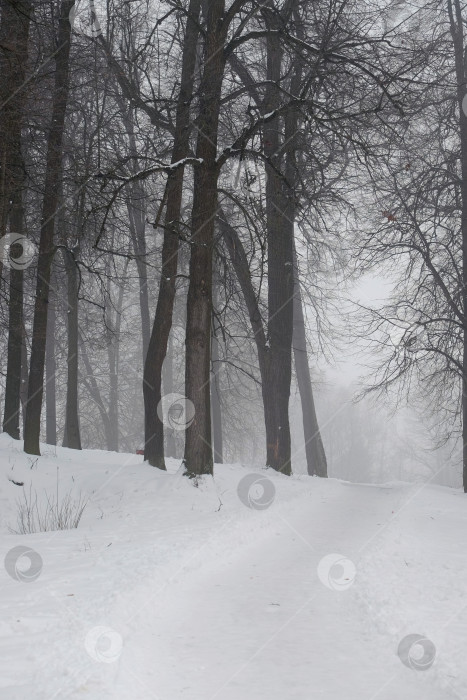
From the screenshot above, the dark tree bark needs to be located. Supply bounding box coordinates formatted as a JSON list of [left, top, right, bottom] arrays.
[[183, 0, 227, 477], [0, 0, 31, 438], [20, 324, 28, 435], [292, 244, 327, 477], [45, 276, 57, 445], [128, 189, 150, 362], [221, 210, 325, 478], [62, 248, 81, 449], [162, 333, 177, 458], [262, 10, 293, 474], [24, 0, 75, 455], [219, 8, 326, 476], [143, 0, 201, 469], [0, 0, 31, 235], [285, 32, 327, 478], [3, 191, 25, 439], [211, 281, 223, 463]]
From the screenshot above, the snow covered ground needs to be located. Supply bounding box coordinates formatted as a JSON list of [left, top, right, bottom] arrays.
[[0, 432, 466, 699]]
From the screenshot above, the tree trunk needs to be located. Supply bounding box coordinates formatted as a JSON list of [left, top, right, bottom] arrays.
[[143, 0, 201, 469], [106, 268, 127, 452], [292, 244, 327, 477], [218, 208, 269, 459], [262, 13, 293, 475], [3, 191, 24, 439], [24, 0, 75, 455], [285, 29, 327, 478], [129, 195, 150, 362], [211, 282, 223, 463], [79, 331, 113, 449], [162, 333, 177, 458], [120, 105, 151, 362], [0, 0, 31, 234], [183, 0, 226, 477], [45, 277, 57, 445], [0, 0, 31, 438], [107, 336, 119, 451], [20, 327, 28, 436], [62, 248, 81, 449]]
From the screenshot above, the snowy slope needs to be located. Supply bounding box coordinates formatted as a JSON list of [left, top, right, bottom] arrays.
[[0, 433, 465, 699]]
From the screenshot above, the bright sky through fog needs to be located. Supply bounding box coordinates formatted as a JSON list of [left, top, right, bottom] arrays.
[[325, 272, 393, 386]]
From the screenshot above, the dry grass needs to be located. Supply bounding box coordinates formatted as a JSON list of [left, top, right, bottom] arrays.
[[9, 483, 87, 534]]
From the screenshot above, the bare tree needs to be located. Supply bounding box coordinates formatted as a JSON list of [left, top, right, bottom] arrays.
[[24, 0, 75, 455], [143, 0, 201, 470], [353, 0, 467, 489], [1, 0, 32, 439]]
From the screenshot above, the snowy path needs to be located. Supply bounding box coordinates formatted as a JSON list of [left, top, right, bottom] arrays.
[[113, 482, 461, 700], [1, 440, 466, 699]]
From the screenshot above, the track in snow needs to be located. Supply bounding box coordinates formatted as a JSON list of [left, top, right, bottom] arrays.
[[115, 483, 459, 699]]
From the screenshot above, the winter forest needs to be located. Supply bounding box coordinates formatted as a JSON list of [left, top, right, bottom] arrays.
[[1, 0, 467, 698]]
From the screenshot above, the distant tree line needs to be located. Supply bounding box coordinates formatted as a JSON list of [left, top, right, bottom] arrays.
[[1, 0, 466, 491]]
